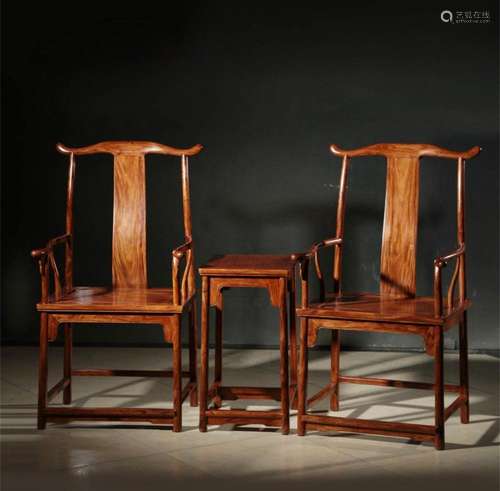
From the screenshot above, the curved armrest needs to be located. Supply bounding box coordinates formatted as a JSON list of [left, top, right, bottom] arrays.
[[172, 239, 193, 259], [434, 244, 465, 268], [291, 236, 343, 307], [433, 244, 466, 317], [31, 234, 71, 258], [171, 238, 194, 306]]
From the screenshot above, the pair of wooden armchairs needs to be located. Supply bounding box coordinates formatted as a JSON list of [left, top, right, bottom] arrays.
[[31, 140, 479, 449]]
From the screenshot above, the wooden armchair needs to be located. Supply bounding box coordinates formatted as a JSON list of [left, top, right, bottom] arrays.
[[31, 141, 202, 431], [293, 143, 480, 449]]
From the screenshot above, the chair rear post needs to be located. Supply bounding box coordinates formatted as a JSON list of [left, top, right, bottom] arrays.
[[457, 157, 466, 303], [65, 152, 76, 293], [332, 155, 349, 294], [181, 155, 195, 296]]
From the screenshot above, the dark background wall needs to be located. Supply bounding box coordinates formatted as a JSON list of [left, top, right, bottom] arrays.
[[2, 1, 498, 352]]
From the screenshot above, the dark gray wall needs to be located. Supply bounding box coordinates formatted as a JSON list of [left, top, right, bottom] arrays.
[[2, 2, 498, 351]]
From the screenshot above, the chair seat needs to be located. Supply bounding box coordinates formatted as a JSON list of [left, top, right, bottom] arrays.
[[37, 287, 187, 314], [296, 292, 470, 325]]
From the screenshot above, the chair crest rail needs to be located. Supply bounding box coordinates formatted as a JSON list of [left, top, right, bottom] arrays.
[[330, 143, 480, 159], [56, 141, 203, 157]]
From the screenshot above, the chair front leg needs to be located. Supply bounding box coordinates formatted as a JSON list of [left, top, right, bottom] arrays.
[[63, 324, 72, 405], [330, 330, 340, 411], [172, 315, 182, 432], [38, 313, 48, 430], [459, 312, 470, 424], [199, 276, 209, 432], [297, 317, 308, 436], [434, 326, 445, 450], [188, 301, 198, 407]]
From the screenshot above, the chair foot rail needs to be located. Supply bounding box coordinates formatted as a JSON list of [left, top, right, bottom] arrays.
[[47, 378, 71, 403], [339, 375, 460, 392], [72, 369, 191, 378], [301, 414, 435, 441], [44, 407, 175, 423]]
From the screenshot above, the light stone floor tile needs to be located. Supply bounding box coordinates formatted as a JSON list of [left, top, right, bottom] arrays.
[[1, 347, 498, 491]]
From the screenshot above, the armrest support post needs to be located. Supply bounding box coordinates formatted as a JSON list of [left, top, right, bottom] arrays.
[[171, 238, 193, 306], [31, 234, 72, 303], [433, 244, 466, 317]]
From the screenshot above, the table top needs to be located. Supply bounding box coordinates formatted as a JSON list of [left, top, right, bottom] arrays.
[[199, 254, 296, 278]]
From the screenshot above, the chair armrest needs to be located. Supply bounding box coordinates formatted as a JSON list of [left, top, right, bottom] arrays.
[[291, 237, 343, 307], [433, 244, 466, 317], [434, 245, 465, 268], [31, 233, 71, 258], [31, 234, 72, 302], [171, 238, 194, 305]]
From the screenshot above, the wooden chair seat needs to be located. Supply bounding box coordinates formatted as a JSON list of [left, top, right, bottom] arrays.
[[297, 292, 470, 326], [37, 287, 192, 314]]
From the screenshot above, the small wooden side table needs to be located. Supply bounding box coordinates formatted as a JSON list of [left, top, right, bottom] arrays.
[[199, 255, 297, 434]]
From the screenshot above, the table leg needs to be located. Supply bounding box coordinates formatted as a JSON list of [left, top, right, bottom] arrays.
[[199, 276, 209, 432], [297, 317, 308, 436], [214, 299, 223, 408], [288, 277, 297, 409], [279, 278, 290, 434]]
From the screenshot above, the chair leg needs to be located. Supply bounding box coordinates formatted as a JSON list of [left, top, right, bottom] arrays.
[[63, 324, 72, 405], [289, 278, 298, 410], [38, 313, 48, 430], [297, 318, 308, 436], [459, 312, 470, 424], [434, 326, 445, 450], [199, 276, 209, 432], [330, 330, 340, 411], [172, 316, 182, 432], [188, 302, 198, 407], [214, 304, 223, 408], [279, 278, 290, 435]]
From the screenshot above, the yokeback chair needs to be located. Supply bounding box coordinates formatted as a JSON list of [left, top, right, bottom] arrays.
[[293, 143, 480, 449], [31, 140, 202, 431]]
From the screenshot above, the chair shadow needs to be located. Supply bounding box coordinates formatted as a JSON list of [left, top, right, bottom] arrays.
[[1, 349, 498, 451]]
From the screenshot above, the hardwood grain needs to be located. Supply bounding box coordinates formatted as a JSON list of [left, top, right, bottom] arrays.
[[37, 287, 184, 313], [112, 154, 147, 288], [297, 292, 470, 325], [56, 141, 203, 157], [295, 142, 480, 449], [380, 156, 419, 297], [199, 254, 295, 278]]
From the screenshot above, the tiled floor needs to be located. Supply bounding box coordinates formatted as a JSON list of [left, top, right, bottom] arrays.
[[1, 347, 498, 490]]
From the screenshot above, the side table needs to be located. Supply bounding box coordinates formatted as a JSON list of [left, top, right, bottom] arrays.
[[199, 255, 297, 434]]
